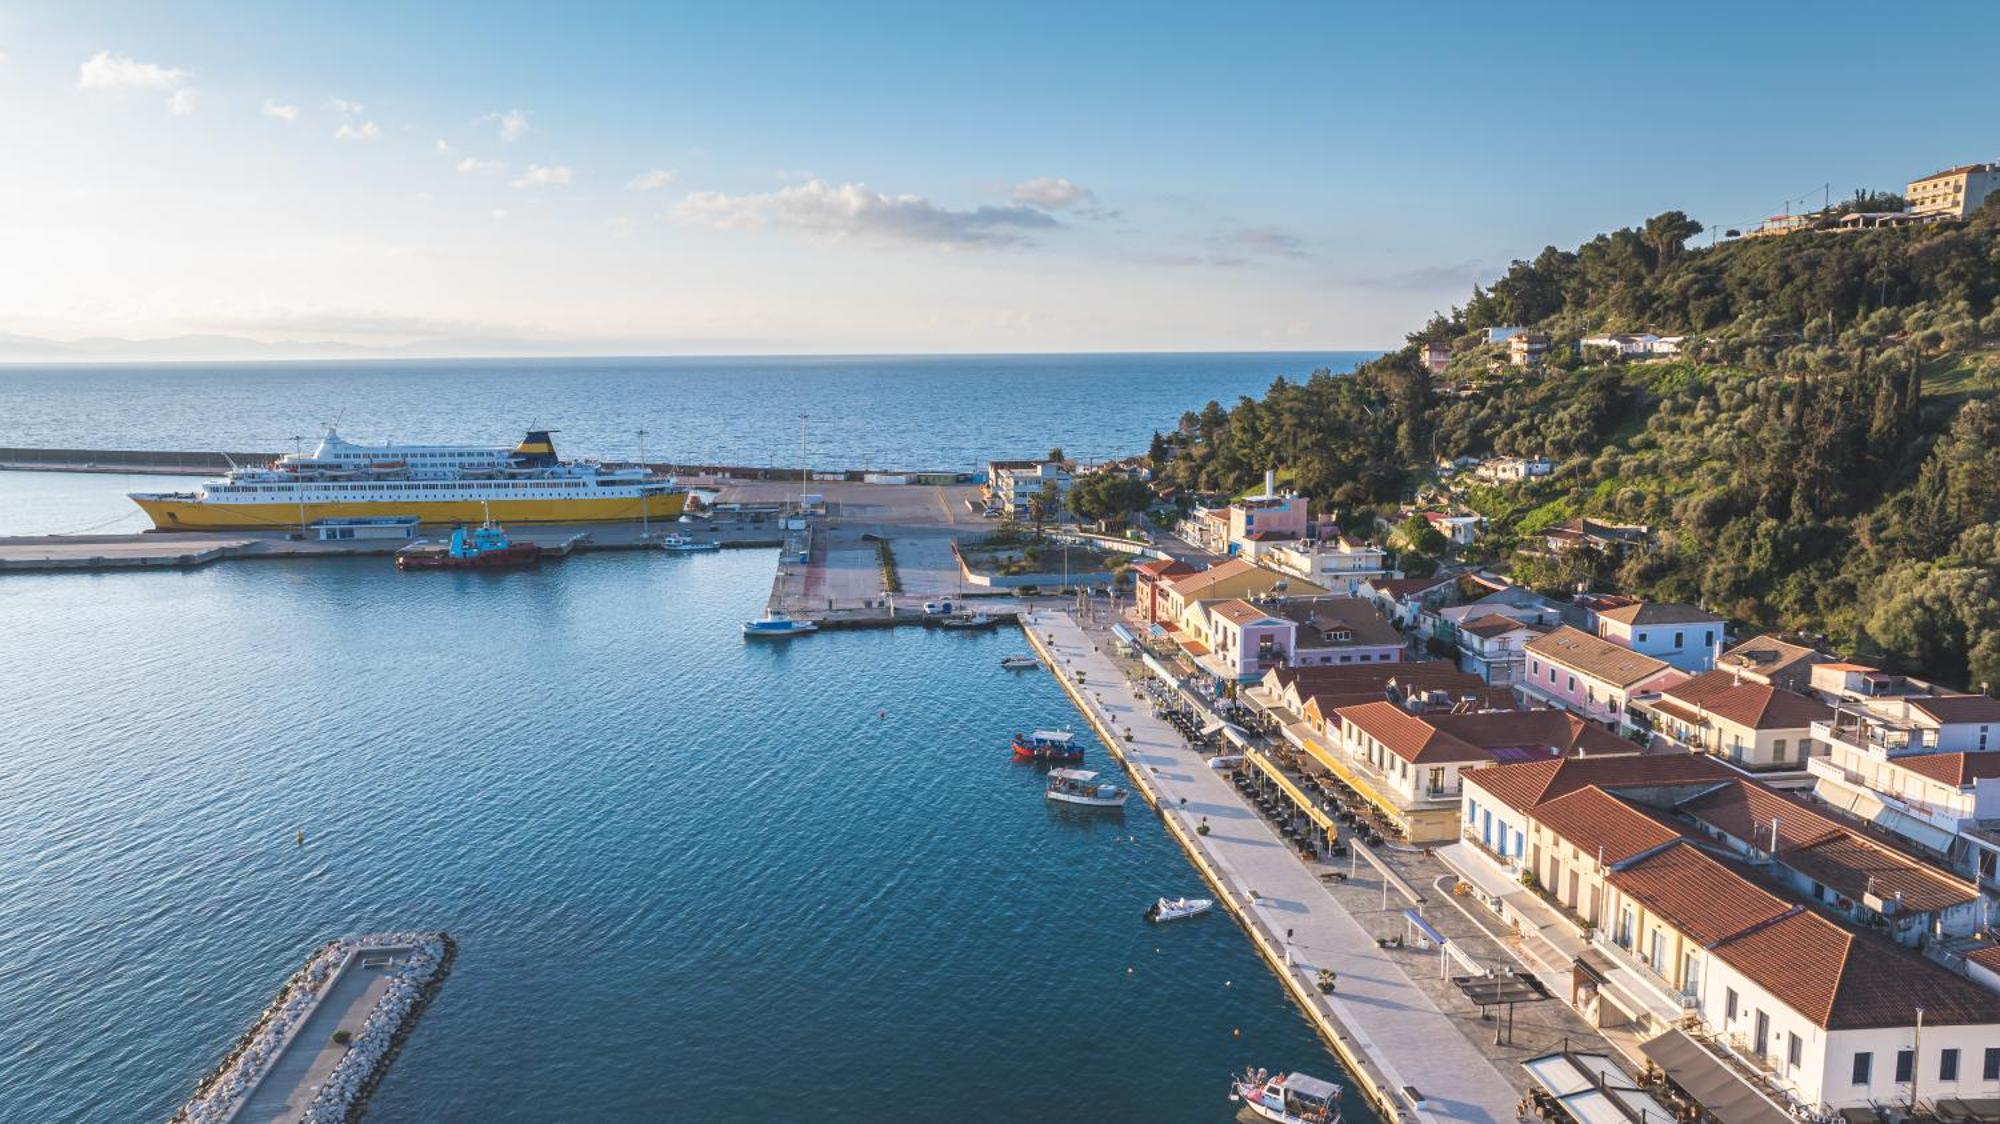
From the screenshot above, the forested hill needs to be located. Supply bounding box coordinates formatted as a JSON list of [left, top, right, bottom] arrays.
[[1152, 196, 2000, 692]]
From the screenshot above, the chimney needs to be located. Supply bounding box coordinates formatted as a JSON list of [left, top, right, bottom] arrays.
[[1264, 468, 1277, 498]]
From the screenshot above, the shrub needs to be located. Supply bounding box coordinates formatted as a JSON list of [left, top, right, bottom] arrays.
[[332, 1029, 352, 1046]]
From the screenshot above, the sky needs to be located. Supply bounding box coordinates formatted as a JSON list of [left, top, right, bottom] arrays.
[[0, 0, 1996, 359]]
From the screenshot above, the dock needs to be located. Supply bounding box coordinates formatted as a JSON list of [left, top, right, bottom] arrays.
[[1025, 609, 1522, 1124], [172, 931, 454, 1124]]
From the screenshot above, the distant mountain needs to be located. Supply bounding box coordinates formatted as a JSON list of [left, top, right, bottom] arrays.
[[0, 332, 386, 363]]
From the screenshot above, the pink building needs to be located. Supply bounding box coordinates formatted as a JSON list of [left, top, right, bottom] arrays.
[[1419, 342, 1451, 374], [1521, 625, 1688, 729]]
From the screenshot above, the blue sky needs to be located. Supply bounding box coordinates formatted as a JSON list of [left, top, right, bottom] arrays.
[[1, 1, 1995, 357]]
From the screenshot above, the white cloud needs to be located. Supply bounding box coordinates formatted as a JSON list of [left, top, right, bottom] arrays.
[[326, 96, 365, 116], [511, 163, 574, 189], [625, 168, 678, 192], [674, 179, 1059, 247], [434, 138, 454, 156], [77, 51, 194, 114], [1010, 176, 1095, 210], [0, 49, 11, 65], [263, 99, 299, 122], [491, 208, 509, 221], [483, 108, 529, 143], [457, 156, 506, 176], [334, 121, 382, 142], [77, 50, 188, 91]]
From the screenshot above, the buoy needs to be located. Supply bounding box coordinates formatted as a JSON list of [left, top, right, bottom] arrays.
[[879, 710, 885, 719], [295, 830, 305, 847], [1233, 1027, 1241, 1037], [1126, 967, 1134, 974], [1225, 980, 1232, 986]]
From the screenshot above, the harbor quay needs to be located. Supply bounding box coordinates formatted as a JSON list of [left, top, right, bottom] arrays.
[[172, 931, 454, 1124], [1027, 608, 1563, 1124]]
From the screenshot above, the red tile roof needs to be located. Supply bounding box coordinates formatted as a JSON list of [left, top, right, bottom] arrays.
[[1709, 909, 2000, 1029], [1461, 754, 1729, 814], [1908, 695, 2000, 724], [1533, 787, 1685, 865], [1596, 602, 1722, 627], [1527, 626, 1678, 688], [1654, 671, 1833, 731], [1132, 557, 1197, 579], [1335, 701, 1489, 764], [1893, 751, 2000, 788], [1608, 841, 1792, 944]]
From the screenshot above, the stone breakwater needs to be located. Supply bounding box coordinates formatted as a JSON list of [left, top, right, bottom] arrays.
[[169, 931, 454, 1124]]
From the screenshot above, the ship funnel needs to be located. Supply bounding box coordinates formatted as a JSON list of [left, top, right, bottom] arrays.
[[514, 429, 559, 466]]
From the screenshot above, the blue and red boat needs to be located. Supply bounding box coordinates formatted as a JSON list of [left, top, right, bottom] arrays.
[[1011, 730, 1083, 763]]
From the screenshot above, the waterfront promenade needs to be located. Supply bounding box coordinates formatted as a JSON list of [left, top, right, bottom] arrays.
[[1027, 609, 1521, 1124]]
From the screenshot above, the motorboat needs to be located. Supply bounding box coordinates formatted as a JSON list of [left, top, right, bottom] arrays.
[[936, 611, 994, 630], [1144, 896, 1214, 923], [921, 599, 955, 615], [1045, 768, 1128, 808], [742, 609, 819, 639], [1012, 730, 1082, 763], [999, 655, 1040, 670], [659, 532, 720, 552], [1230, 1068, 1342, 1124]]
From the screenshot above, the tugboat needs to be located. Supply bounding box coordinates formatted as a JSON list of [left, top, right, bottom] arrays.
[[395, 519, 541, 571], [1230, 1069, 1342, 1124], [1011, 729, 1082, 763], [1044, 768, 1128, 808]]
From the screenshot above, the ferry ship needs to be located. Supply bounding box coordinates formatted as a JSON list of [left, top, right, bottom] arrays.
[[129, 429, 688, 531]]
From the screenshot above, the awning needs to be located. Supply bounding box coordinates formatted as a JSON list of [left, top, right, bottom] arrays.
[[1437, 842, 1526, 902], [1523, 1050, 1675, 1124], [1638, 1030, 1793, 1124], [1403, 908, 1447, 947], [1111, 624, 1137, 645]]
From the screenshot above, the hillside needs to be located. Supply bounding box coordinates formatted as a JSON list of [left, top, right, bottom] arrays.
[[1152, 197, 2000, 691]]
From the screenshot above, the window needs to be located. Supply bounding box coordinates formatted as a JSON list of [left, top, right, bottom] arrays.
[[1724, 988, 1738, 1020], [1853, 1052, 1872, 1086], [1984, 1047, 2000, 1081], [1940, 1048, 1958, 1082], [1895, 1050, 1913, 1084], [1788, 1033, 1802, 1069], [1567, 675, 1576, 691], [1674, 631, 1684, 648], [1773, 739, 1787, 759], [1637, 631, 1649, 643]]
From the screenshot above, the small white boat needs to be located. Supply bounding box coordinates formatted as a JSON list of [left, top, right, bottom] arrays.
[[1045, 768, 1128, 808], [937, 611, 993, 630], [1231, 1068, 1342, 1124], [999, 655, 1040, 670], [1145, 896, 1214, 922], [659, 532, 720, 552], [742, 609, 819, 639]]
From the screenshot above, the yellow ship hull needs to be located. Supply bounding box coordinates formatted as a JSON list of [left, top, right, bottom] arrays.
[[131, 492, 689, 531]]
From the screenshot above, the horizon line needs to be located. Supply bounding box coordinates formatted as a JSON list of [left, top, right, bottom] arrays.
[[0, 346, 1394, 369]]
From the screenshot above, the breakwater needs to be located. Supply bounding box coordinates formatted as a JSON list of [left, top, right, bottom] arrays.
[[170, 931, 453, 1123]]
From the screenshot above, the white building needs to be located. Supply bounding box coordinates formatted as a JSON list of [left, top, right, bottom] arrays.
[[986, 460, 1072, 519], [1262, 535, 1397, 596], [1592, 601, 1724, 673], [1473, 456, 1554, 483]]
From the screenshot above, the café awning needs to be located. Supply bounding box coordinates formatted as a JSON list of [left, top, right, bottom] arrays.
[[1638, 1029, 1793, 1124]]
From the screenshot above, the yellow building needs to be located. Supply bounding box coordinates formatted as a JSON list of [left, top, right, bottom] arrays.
[[1907, 162, 2000, 219], [1159, 558, 1328, 637]]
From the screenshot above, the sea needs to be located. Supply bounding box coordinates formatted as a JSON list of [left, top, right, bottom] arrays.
[[0, 353, 1380, 1123]]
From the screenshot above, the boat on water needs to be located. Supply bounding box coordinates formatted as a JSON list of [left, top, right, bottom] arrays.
[[396, 519, 541, 571], [936, 611, 994, 630], [1012, 730, 1082, 763], [129, 428, 687, 531], [743, 609, 819, 639], [1230, 1069, 1342, 1124], [1144, 896, 1214, 922], [999, 655, 1040, 670], [1045, 768, 1128, 807], [658, 532, 720, 553]]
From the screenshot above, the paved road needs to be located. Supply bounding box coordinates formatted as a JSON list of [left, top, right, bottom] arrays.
[[1031, 610, 1521, 1124]]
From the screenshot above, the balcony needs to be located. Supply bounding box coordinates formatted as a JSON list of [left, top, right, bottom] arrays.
[[1806, 756, 1975, 834], [1590, 930, 1700, 1010]]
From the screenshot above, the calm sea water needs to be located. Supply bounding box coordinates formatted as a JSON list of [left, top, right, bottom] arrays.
[[0, 479, 1370, 1122], [0, 352, 1371, 472]]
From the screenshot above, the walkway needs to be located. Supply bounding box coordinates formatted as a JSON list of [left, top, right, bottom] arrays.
[[1029, 610, 1522, 1124]]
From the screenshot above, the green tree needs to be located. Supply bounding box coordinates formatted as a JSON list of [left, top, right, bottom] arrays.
[[1027, 479, 1062, 538], [1068, 473, 1151, 528]]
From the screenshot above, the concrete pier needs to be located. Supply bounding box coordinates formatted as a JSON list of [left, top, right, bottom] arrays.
[[1025, 610, 1521, 1124]]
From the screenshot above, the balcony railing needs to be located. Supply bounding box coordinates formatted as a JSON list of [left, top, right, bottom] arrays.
[[1804, 757, 1974, 832], [1591, 930, 1700, 1009]]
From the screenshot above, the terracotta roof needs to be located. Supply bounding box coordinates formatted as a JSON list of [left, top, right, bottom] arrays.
[[1894, 751, 2000, 788], [1782, 832, 1977, 914], [1596, 602, 1721, 627], [1335, 701, 1489, 764], [1654, 671, 1833, 731], [1462, 754, 1730, 815], [1608, 841, 1792, 944], [1967, 945, 2000, 974], [1132, 557, 1197, 579], [1718, 634, 1823, 679], [1267, 661, 1485, 700], [1676, 780, 1842, 851], [1911, 162, 1998, 183], [1427, 710, 1637, 760], [1164, 558, 1324, 599], [1240, 530, 1295, 542], [1816, 662, 1878, 673], [1526, 626, 1677, 688], [1908, 695, 2000, 724], [1460, 613, 1531, 639], [1709, 908, 2000, 1029], [1276, 597, 1402, 648], [1533, 787, 1686, 865]]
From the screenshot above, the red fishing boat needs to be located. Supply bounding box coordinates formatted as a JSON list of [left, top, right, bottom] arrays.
[[1011, 730, 1083, 763]]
